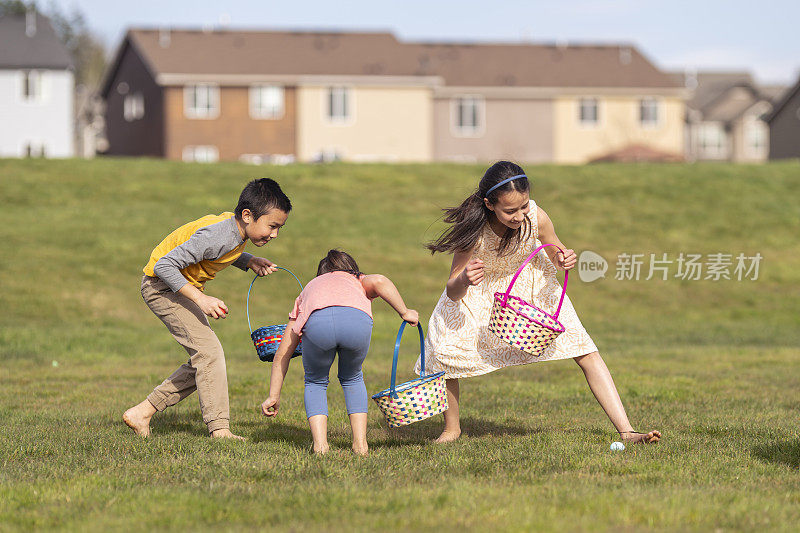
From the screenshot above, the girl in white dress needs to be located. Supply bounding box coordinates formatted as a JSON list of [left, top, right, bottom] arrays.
[[418, 161, 661, 445]]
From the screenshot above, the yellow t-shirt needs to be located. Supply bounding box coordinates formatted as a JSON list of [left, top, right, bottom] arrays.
[[143, 212, 250, 291]]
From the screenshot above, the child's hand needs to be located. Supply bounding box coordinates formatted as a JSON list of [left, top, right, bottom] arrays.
[[261, 396, 280, 417], [401, 309, 419, 326], [248, 256, 278, 276], [196, 294, 228, 319], [556, 249, 577, 270], [461, 259, 485, 286]]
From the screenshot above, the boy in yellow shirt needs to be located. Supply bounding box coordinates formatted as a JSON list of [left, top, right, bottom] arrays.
[[123, 178, 291, 439]]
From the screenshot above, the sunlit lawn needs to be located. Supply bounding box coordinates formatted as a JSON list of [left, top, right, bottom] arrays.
[[1, 158, 799, 531]]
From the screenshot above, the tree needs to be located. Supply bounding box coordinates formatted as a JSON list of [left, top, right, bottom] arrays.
[[0, 1, 28, 16], [46, 2, 107, 89]]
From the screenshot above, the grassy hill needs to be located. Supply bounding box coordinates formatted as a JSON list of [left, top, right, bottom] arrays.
[[1, 158, 799, 531]]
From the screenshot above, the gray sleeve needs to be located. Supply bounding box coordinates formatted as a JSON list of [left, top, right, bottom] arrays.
[[153, 222, 244, 292], [232, 252, 253, 271]]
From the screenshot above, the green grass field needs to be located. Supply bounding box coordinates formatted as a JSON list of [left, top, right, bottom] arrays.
[[1, 158, 799, 531]]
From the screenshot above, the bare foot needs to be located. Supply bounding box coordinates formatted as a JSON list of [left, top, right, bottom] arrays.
[[620, 430, 661, 444], [434, 429, 461, 443], [122, 400, 155, 437], [210, 429, 246, 440], [312, 443, 330, 455], [352, 443, 368, 457]]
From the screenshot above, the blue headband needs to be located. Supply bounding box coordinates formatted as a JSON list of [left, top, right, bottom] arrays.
[[484, 174, 527, 199]]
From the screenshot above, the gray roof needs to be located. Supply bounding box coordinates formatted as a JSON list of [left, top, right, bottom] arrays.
[[673, 71, 755, 112], [703, 85, 762, 122], [0, 12, 72, 69], [670, 70, 789, 123], [766, 74, 800, 123], [760, 84, 789, 103]]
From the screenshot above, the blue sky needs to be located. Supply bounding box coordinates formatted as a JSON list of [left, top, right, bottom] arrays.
[[54, 0, 799, 85]]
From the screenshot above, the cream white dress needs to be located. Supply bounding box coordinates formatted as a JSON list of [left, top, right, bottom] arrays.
[[415, 200, 597, 379]]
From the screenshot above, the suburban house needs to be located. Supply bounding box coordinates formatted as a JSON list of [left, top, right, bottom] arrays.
[[671, 71, 785, 162], [415, 41, 685, 163], [100, 29, 685, 164], [100, 30, 435, 163], [0, 11, 74, 158], [765, 74, 800, 160]]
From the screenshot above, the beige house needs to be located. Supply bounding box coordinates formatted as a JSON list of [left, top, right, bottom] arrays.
[[101, 29, 685, 164], [295, 80, 433, 162], [552, 92, 684, 163], [416, 43, 685, 163]]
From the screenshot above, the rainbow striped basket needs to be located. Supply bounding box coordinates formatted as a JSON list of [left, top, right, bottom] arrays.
[[372, 321, 448, 428], [246, 267, 304, 363], [488, 243, 569, 357]]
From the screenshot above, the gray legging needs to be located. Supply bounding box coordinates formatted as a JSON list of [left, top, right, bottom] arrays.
[[301, 306, 373, 418]]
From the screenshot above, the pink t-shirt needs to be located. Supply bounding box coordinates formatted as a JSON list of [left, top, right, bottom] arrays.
[[289, 271, 376, 335]]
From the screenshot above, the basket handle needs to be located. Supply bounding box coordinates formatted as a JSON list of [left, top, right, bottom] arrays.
[[246, 266, 304, 333], [388, 321, 425, 398], [500, 243, 569, 320]]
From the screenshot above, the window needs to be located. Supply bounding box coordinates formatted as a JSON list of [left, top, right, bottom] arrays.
[[698, 123, 726, 159], [326, 87, 351, 122], [746, 120, 767, 157], [123, 93, 145, 121], [22, 70, 42, 101], [452, 96, 484, 136], [640, 98, 660, 128], [184, 84, 219, 119], [579, 98, 599, 126], [23, 142, 46, 157], [182, 146, 219, 163], [250, 85, 284, 119]]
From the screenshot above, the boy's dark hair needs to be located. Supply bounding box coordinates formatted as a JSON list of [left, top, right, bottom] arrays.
[[426, 161, 531, 257], [317, 249, 363, 278], [235, 178, 292, 220]]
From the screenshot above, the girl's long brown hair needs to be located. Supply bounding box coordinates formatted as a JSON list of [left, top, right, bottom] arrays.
[[317, 249, 363, 277], [426, 161, 531, 256]]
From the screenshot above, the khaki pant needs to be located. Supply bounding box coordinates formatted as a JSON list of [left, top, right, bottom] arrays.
[[141, 276, 230, 433]]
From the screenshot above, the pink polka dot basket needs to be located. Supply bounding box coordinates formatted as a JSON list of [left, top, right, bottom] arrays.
[[488, 243, 569, 357]]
